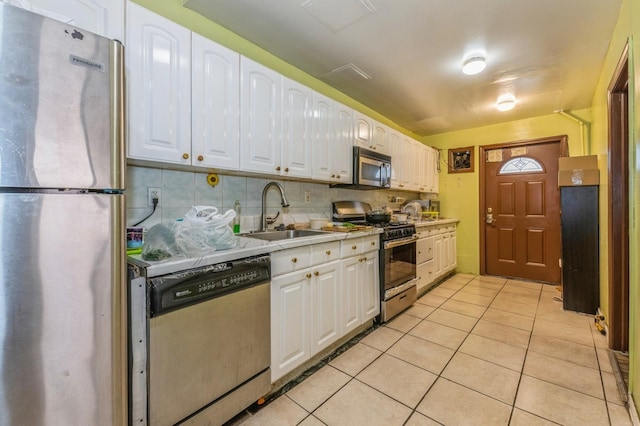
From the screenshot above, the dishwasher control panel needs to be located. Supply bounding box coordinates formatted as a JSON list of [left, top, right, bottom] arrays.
[[149, 254, 270, 316]]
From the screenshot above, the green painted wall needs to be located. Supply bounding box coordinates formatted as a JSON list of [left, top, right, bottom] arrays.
[[423, 113, 587, 275], [130, 0, 421, 139]]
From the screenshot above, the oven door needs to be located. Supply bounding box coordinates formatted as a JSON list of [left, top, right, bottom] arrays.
[[382, 237, 417, 291]]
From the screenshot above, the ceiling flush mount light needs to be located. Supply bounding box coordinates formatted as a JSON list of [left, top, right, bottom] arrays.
[[462, 56, 486, 75], [496, 94, 516, 111]]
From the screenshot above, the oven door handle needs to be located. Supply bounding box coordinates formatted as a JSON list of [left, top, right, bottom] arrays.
[[383, 235, 417, 249]]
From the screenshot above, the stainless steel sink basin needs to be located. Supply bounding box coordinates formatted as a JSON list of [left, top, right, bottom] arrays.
[[243, 229, 327, 241]]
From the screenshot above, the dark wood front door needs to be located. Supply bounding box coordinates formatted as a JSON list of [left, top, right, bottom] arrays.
[[481, 137, 565, 283]]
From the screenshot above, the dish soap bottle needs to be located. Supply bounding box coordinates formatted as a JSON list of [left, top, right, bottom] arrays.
[[233, 200, 241, 234]]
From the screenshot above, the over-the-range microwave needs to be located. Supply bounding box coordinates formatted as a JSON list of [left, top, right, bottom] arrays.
[[331, 146, 391, 190]]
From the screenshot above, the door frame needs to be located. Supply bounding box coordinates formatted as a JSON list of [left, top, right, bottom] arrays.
[[479, 135, 569, 276], [607, 42, 630, 352]]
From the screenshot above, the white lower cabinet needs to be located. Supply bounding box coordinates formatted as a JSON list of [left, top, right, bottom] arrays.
[[415, 223, 457, 294], [271, 236, 380, 382], [271, 269, 310, 382], [340, 235, 380, 327], [339, 249, 380, 334], [271, 242, 343, 382]]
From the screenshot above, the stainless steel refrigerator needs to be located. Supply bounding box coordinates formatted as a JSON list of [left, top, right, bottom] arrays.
[[0, 4, 127, 425]]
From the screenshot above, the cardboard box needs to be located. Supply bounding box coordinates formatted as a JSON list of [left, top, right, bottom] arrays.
[[558, 155, 599, 186]]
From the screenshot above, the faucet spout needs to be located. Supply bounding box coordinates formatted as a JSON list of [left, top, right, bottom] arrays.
[[261, 182, 289, 232]]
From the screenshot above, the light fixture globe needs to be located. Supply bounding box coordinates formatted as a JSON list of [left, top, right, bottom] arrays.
[[462, 56, 486, 75], [496, 94, 516, 111]]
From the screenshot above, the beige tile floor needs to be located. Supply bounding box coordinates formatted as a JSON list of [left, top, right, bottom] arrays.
[[235, 274, 633, 426]]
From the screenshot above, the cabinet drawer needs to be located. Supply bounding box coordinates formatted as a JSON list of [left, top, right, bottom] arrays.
[[362, 235, 380, 252], [310, 241, 340, 266], [341, 238, 362, 257], [416, 237, 434, 263], [340, 235, 380, 257], [271, 246, 311, 276]]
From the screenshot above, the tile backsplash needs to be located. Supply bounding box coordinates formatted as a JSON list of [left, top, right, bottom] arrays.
[[126, 165, 421, 232]]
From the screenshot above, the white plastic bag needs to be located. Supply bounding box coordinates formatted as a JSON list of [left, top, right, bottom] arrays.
[[174, 206, 237, 256], [141, 221, 181, 261]]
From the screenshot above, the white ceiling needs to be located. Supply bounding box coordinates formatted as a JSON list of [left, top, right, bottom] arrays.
[[184, 0, 622, 136]]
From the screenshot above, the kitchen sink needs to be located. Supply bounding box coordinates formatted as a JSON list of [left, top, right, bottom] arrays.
[[243, 229, 327, 241]]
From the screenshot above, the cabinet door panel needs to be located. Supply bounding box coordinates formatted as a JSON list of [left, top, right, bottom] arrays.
[[312, 92, 334, 182], [192, 33, 240, 169], [333, 105, 354, 183], [353, 111, 371, 149], [271, 272, 310, 382], [127, 3, 191, 163], [311, 261, 341, 353], [361, 252, 380, 321], [282, 78, 312, 178], [341, 257, 360, 334], [240, 57, 281, 174], [371, 121, 389, 154]]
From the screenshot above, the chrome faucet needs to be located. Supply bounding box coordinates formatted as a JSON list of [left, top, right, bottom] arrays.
[[261, 182, 290, 231]]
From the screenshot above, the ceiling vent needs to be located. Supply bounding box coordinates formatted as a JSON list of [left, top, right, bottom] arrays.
[[302, 0, 376, 32], [324, 63, 371, 80]]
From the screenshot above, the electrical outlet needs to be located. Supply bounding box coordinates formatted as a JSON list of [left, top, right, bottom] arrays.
[[304, 191, 311, 203], [147, 187, 161, 206]]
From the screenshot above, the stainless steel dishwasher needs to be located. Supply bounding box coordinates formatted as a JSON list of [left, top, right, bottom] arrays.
[[140, 254, 271, 425]]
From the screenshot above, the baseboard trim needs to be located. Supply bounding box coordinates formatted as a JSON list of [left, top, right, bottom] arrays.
[[629, 394, 640, 425]]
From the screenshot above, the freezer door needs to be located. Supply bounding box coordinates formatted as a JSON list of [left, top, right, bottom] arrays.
[[0, 192, 127, 425], [0, 3, 125, 190]]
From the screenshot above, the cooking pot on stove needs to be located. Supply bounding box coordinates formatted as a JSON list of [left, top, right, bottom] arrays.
[[366, 209, 391, 223]]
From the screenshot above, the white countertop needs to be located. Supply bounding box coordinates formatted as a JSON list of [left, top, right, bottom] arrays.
[[412, 218, 459, 227], [128, 228, 383, 278]]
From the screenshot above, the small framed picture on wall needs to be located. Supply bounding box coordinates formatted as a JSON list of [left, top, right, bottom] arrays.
[[448, 146, 474, 173]]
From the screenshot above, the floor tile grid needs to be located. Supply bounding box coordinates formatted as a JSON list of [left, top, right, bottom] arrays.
[[507, 281, 620, 425], [234, 275, 632, 425], [292, 275, 503, 424], [382, 275, 526, 424], [404, 277, 618, 425], [410, 276, 533, 424]]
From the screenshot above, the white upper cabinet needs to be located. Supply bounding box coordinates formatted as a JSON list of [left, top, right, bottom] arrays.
[[333, 104, 354, 184], [27, 0, 124, 40], [127, 2, 191, 164], [311, 92, 334, 182], [353, 110, 372, 150], [353, 111, 389, 155], [312, 93, 353, 184], [424, 146, 440, 193], [281, 77, 313, 178], [240, 57, 282, 174], [371, 120, 390, 155], [388, 129, 402, 189], [191, 33, 240, 170]]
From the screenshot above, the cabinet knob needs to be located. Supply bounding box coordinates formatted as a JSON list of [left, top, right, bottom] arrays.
[[306, 273, 312, 279], [291, 257, 297, 263], [284, 167, 289, 172], [336, 175, 340, 179], [331, 174, 336, 178], [276, 166, 281, 171], [352, 245, 357, 250], [182, 153, 189, 160], [197, 155, 204, 161], [371, 241, 375, 246], [314, 271, 319, 276], [326, 250, 331, 255]]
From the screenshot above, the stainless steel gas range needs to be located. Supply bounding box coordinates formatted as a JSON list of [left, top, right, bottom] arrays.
[[333, 201, 418, 322]]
